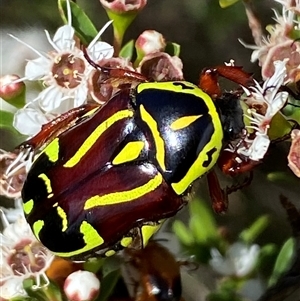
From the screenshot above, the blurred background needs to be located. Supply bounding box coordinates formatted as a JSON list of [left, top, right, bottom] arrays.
[[0, 0, 275, 81]]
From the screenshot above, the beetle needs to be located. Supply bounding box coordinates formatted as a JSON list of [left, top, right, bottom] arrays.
[[122, 241, 184, 301], [18, 62, 253, 261]]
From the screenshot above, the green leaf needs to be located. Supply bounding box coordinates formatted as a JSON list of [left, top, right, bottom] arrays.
[[173, 220, 195, 246], [165, 42, 181, 57], [0, 110, 24, 138], [96, 269, 120, 301], [188, 198, 220, 245], [268, 113, 293, 141], [58, 0, 98, 45], [239, 215, 270, 244], [10, 297, 39, 301], [23, 279, 65, 301], [84, 257, 104, 273], [268, 238, 295, 287], [119, 39, 135, 60], [219, 0, 241, 8]]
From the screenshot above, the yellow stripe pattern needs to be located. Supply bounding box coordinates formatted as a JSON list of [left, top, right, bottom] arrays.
[[43, 138, 59, 163], [112, 141, 145, 165], [170, 115, 203, 130], [57, 206, 68, 232], [23, 199, 34, 215], [140, 105, 166, 171], [64, 109, 133, 168], [84, 173, 163, 210], [38, 173, 53, 195], [54, 221, 104, 258]]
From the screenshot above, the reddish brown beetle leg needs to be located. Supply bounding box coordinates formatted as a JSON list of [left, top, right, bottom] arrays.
[[199, 65, 254, 99], [18, 104, 98, 150], [207, 170, 228, 214]]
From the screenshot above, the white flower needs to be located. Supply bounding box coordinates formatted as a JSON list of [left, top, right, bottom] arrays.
[[0, 149, 33, 199], [233, 60, 288, 161], [0, 212, 54, 300], [240, 1, 300, 81], [209, 242, 260, 277], [0, 198, 23, 223], [11, 0, 113, 136], [64, 270, 100, 301]]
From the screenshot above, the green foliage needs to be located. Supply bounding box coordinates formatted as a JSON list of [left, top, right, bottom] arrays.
[[268, 238, 295, 287], [219, 0, 241, 9], [58, 0, 98, 45], [239, 215, 270, 244]]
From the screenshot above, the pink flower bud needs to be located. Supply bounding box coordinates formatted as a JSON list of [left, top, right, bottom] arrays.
[[0, 75, 25, 101], [64, 270, 100, 301], [137, 52, 184, 81], [135, 30, 166, 56], [288, 129, 300, 178], [99, 0, 147, 13]]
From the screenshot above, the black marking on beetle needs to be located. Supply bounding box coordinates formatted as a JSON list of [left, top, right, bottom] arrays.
[[173, 82, 194, 90], [203, 147, 217, 168]]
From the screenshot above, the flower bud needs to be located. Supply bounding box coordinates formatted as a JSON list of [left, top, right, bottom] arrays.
[[135, 30, 166, 56], [137, 52, 184, 81], [64, 270, 100, 301], [99, 0, 148, 55], [99, 0, 147, 13], [288, 129, 300, 178], [0, 74, 26, 108]]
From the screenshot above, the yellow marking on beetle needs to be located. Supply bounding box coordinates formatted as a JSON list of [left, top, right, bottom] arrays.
[[33, 220, 44, 240], [140, 105, 165, 171], [48, 193, 54, 199], [43, 138, 59, 163], [23, 199, 34, 215], [82, 107, 99, 118], [57, 206, 68, 232], [64, 109, 133, 168], [53, 202, 58, 207], [138, 81, 223, 195], [120, 237, 133, 248], [141, 222, 163, 247], [112, 141, 145, 165], [84, 173, 163, 210], [53, 221, 104, 258], [38, 173, 52, 194], [170, 115, 203, 131], [171, 95, 223, 195], [105, 250, 116, 257]]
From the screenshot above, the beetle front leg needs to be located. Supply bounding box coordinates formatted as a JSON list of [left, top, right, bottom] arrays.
[[199, 65, 253, 99]]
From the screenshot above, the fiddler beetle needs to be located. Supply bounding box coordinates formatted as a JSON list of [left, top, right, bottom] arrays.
[[19, 56, 254, 261]]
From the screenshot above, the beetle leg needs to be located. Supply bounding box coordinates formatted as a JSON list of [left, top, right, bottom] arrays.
[[207, 170, 253, 213], [199, 65, 253, 99], [18, 104, 99, 151], [83, 47, 147, 83], [206, 170, 228, 214]]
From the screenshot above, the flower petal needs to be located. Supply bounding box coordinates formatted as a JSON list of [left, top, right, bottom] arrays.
[[0, 278, 26, 299], [88, 41, 114, 61], [24, 57, 51, 80], [38, 85, 65, 112], [13, 106, 49, 136], [73, 84, 88, 107], [52, 25, 75, 51]]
